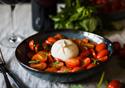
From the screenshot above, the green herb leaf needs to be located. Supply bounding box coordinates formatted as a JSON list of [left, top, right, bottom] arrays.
[[28, 60, 40, 64]]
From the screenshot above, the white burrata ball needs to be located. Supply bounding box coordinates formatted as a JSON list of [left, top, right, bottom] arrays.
[[51, 39, 79, 61]]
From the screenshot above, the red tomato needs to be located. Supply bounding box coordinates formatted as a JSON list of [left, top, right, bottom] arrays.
[[86, 63, 96, 70], [65, 57, 80, 68], [32, 51, 48, 62], [45, 67, 57, 72], [97, 49, 109, 58], [96, 43, 106, 52], [52, 61, 64, 69], [58, 66, 71, 73], [107, 80, 121, 88], [45, 37, 57, 44], [30, 63, 47, 70], [29, 40, 35, 51], [97, 55, 108, 62], [71, 67, 81, 72], [54, 33, 64, 39], [90, 49, 97, 58], [82, 57, 91, 68], [80, 49, 91, 58]]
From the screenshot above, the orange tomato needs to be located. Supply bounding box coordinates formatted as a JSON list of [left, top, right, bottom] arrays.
[[97, 49, 109, 58], [96, 43, 106, 52], [45, 37, 57, 44], [65, 57, 80, 68], [32, 51, 47, 62], [45, 67, 57, 72], [54, 33, 64, 39], [30, 63, 47, 70]]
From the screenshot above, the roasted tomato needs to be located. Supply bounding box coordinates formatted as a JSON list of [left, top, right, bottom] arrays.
[[45, 67, 57, 72], [96, 43, 106, 52], [54, 33, 64, 39], [58, 66, 71, 73], [86, 63, 96, 70], [29, 40, 39, 52], [80, 49, 91, 58], [71, 67, 81, 72], [65, 57, 80, 68], [81, 57, 91, 68], [51, 61, 64, 69], [107, 80, 121, 88], [97, 55, 108, 62], [45, 37, 57, 45], [30, 63, 47, 70], [97, 49, 109, 58], [32, 51, 48, 62]]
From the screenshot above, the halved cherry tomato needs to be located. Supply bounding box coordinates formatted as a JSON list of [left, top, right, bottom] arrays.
[[90, 49, 97, 58], [58, 66, 71, 73], [29, 40, 39, 52], [52, 61, 64, 69], [86, 63, 96, 70], [80, 49, 91, 58], [65, 57, 80, 68], [97, 49, 109, 58], [97, 55, 108, 62], [96, 43, 106, 52], [29, 40, 35, 51], [45, 37, 57, 45], [107, 80, 121, 88], [54, 33, 64, 39], [71, 67, 81, 72], [32, 51, 48, 62], [30, 63, 47, 70], [81, 57, 91, 68], [45, 67, 57, 72]]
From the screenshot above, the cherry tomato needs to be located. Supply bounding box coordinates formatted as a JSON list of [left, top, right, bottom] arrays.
[[45, 37, 57, 45], [86, 63, 96, 70], [52, 61, 64, 69], [97, 55, 108, 62], [30, 63, 47, 70], [82, 57, 91, 68], [80, 49, 91, 58], [96, 43, 106, 52], [58, 66, 71, 73], [71, 67, 81, 72], [90, 49, 97, 58], [32, 51, 48, 62], [97, 49, 109, 58], [107, 80, 121, 88], [65, 57, 80, 68], [29, 40, 39, 52], [45, 67, 57, 72], [29, 40, 35, 51], [54, 33, 64, 39]]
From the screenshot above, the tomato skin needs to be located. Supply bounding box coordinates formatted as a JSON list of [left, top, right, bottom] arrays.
[[86, 63, 96, 70], [97, 49, 109, 58], [30, 63, 47, 70], [97, 55, 108, 62], [32, 51, 47, 62], [80, 50, 91, 58], [71, 67, 81, 72], [81, 57, 91, 68], [45, 37, 57, 44], [107, 80, 121, 88], [45, 67, 57, 72], [96, 43, 106, 52], [65, 57, 80, 68], [29, 40, 35, 51]]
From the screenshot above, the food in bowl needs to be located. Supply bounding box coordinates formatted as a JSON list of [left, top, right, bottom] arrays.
[[28, 33, 109, 73]]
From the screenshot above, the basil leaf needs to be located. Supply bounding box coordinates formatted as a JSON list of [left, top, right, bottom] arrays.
[[28, 60, 40, 64]]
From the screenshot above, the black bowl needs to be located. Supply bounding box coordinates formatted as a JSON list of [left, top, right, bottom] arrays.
[[15, 30, 113, 82]]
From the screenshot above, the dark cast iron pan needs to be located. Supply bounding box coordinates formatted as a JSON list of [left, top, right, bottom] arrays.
[[15, 30, 113, 82]]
